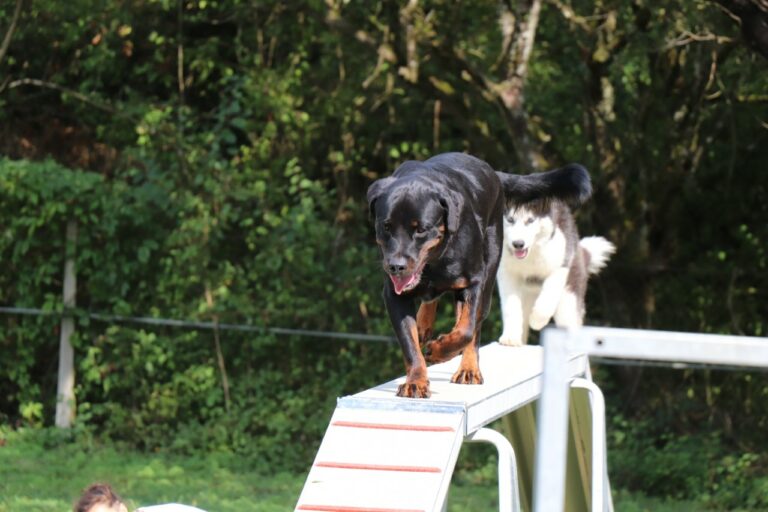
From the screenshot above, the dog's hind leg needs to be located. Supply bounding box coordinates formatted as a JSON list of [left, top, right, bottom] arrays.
[[554, 255, 588, 328]]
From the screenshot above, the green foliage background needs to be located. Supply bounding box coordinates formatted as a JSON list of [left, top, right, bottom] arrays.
[[1, 0, 767, 505]]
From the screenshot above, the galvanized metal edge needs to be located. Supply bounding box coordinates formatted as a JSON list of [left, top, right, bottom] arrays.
[[336, 395, 467, 415]]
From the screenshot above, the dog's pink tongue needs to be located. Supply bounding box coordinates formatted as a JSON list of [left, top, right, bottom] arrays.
[[514, 249, 528, 259], [390, 274, 416, 295]]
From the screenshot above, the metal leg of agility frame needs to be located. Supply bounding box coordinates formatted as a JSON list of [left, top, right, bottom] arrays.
[[533, 325, 768, 511], [465, 427, 522, 512], [533, 328, 613, 512], [461, 382, 605, 512], [532, 327, 572, 512], [570, 378, 614, 512]]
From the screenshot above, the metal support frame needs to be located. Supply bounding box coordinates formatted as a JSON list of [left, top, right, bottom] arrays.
[[466, 427, 522, 512], [533, 326, 768, 512], [532, 328, 571, 511], [570, 378, 613, 512]]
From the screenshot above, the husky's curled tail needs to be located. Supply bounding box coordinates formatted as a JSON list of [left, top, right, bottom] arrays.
[[580, 236, 615, 275]]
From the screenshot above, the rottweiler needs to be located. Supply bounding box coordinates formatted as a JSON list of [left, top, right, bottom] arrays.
[[367, 152, 590, 398]]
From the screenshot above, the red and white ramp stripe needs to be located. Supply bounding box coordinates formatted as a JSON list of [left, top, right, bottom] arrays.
[[295, 407, 465, 512]]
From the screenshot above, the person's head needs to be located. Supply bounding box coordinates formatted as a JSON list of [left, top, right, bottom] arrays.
[[74, 483, 128, 512]]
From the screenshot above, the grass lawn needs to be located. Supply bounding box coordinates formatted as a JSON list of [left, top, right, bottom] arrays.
[[0, 429, 298, 512], [0, 428, 702, 511]]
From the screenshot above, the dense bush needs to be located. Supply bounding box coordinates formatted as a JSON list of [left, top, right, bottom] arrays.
[[609, 414, 768, 509], [0, 156, 399, 470]]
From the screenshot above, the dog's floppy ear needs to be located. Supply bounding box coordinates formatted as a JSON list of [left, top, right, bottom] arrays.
[[439, 189, 464, 234], [367, 177, 395, 218], [496, 164, 592, 207]]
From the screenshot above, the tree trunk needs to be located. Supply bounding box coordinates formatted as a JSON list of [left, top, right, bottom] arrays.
[[497, 0, 546, 171]]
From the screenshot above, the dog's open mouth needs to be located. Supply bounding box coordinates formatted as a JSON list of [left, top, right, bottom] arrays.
[[390, 273, 421, 294], [513, 248, 529, 259], [389, 262, 425, 295]]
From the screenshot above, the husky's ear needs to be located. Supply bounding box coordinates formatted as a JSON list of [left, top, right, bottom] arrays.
[[439, 189, 464, 234], [366, 177, 395, 219], [496, 164, 592, 207]]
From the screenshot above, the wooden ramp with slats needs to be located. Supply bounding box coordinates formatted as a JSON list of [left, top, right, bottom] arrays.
[[295, 342, 594, 512]]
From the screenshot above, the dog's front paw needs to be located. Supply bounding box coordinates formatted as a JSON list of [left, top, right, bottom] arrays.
[[451, 367, 484, 385], [397, 379, 431, 398], [529, 309, 552, 331], [498, 333, 524, 347], [424, 337, 453, 363]]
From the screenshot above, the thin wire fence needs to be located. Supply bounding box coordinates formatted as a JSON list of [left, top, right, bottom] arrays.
[[3, 306, 766, 372], [0, 306, 396, 343]]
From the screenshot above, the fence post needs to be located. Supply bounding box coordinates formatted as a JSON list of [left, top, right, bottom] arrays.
[[55, 220, 77, 428]]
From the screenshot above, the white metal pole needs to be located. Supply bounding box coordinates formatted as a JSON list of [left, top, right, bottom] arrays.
[[467, 427, 521, 512], [532, 327, 572, 512], [55, 220, 77, 428], [571, 378, 613, 512], [531, 326, 768, 512]]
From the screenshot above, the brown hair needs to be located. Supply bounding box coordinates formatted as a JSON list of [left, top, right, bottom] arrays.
[[74, 483, 125, 512]]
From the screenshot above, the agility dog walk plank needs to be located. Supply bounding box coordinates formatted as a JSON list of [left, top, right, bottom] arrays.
[[296, 407, 465, 512], [350, 343, 588, 435], [295, 343, 590, 512]]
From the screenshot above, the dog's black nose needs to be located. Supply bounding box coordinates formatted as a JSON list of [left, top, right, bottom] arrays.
[[386, 257, 408, 275], [512, 240, 525, 250]]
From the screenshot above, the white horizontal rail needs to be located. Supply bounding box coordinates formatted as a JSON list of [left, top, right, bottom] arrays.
[[572, 326, 768, 368], [533, 326, 768, 512]]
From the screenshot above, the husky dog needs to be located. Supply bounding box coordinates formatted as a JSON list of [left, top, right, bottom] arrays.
[[496, 192, 614, 346]]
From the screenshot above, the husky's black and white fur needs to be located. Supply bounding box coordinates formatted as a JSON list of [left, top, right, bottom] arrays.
[[496, 168, 614, 346]]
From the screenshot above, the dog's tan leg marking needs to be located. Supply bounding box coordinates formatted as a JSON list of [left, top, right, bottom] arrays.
[[416, 300, 438, 346], [425, 292, 474, 363], [397, 321, 431, 398], [450, 332, 484, 385]]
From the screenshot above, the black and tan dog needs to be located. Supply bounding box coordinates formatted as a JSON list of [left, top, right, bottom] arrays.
[[367, 152, 590, 398]]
